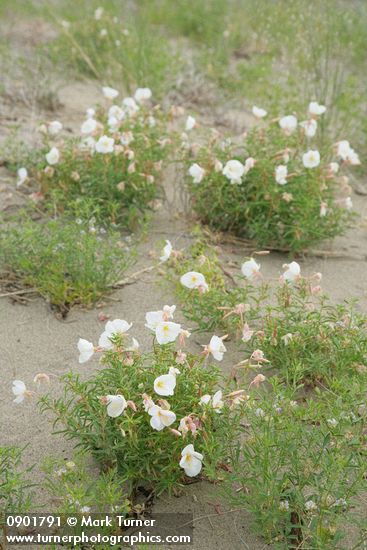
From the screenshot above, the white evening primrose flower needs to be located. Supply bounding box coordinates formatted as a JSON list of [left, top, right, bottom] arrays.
[[308, 101, 326, 116], [244, 157, 256, 173], [252, 106, 267, 118], [86, 107, 95, 118], [329, 162, 339, 174], [207, 335, 227, 361], [241, 258, 260, 279], [17, 167, 28, 187], [212, 390, 224, 412], [344, 196, 353, 210], [185, 115, 196, 131], [155, 321, 182, 345], [300, 119, 317, 138], [94, 7, 103, 20], [275, 165, 288, 185], [223, 159, 245, 184], [145, 305, 176, 331], [154, 373, 177, 396], [95, 135, 114, 154], [149, 405, 176, 431], [188, 163, 205, 183], [303, 149, 320, 168], [98, 319, 132, 349], [46, 147, 60, 165], [347, 148, 361, 165], [279, 115, 297, 135], [12, 380, 28, 404], [102, 86, 119, 100], [160, 240, 173, 262], [179, 444, 203, 477], [108, 105, 125, 121], [336, 140, 351, 161], [134, 87, 152, 103], [77, 338, 94, 363], [81, 118, 97, 135], [122, 97, 139, 116], [180, 271, 208, 291], [48, 120, 63, 135], [106, 395, 127, 418], [200, 394, 211, 405], [305, 500, 317, 512], [282, 261, 301, 283]]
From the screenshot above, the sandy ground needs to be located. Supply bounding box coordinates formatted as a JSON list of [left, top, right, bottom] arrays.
[[0, 28, 366, 550]]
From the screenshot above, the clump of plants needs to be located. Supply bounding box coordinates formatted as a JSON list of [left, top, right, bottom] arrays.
[[45, 4, 178, 97], [0, 446, 34, 516], [226, 381, 367, 549], [18, 87, 172, 229], [184, 104, 359, 251], [43, 455, 130, 518], [0, 213, 132, 314], [39, 308, 244, 497], [162, 238, 367, 389], [162, 234, 267, 334]]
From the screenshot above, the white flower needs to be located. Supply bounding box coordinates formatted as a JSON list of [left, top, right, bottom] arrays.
[[212, 390, 224, 412], [336, 141, 360, 165], [155, 321, 182, 345], [207, 335, 227, 361], [108, 116, 119, 130], [185, 116, 196, 131], [279, 500, 290, 511], [305, 500, 317, 512], [95, 135, 114, 154], [252, 106, 267, 118], [81, 118, 97, 135], [300, 119, 317, 138], [17, 167, 28, 187], [94, 7, 103, 20], [344, 196, 353, 210], [308, 101, 326, 116], [282, 261, 301, 283], [77, 338, 94, 363], [255, 407, 265, 418], [102, 86, 119, 100], [327, 418, 338, 428], [154, 373, 176, 396], [180, 271, 208, 291], [134, 87, 152, 103], [179, 444, 203, 477], [241, 258, 260, 279], [48, 121, 63, 135], [106, 395, 127, 418], [108, 105, 125, 121], [244, 157, 256, 173], [160, 240, 173, 262], [145, 305, 176, 331], [149, 405, 176, 431], [347, 149, 361, 166], [98, 319, 132, 349], [86, 108, 95, 118], [200, 394, 211, 405], [46, 147, 60, 165], [275, 165, 288, 185], [80, 136, 96, 153], [12, 380, 27, 404], [120, 131, 134, 146], [279, 115, 297, 134], [188, 163, 205, 183], [242, 323, 254, 342], [329, 162, 339, 174], [223, 159, 245, 184], [302, 149, 320, 168], [122, 97, 139, 116]]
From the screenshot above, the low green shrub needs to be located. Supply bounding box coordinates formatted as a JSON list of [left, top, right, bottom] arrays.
[[226, 382, 367, 549], [184, 107, 358, 252], [19, 88, 171, 229], [0, 214, 132, 314], [39, 310, 243, 497], [0, 446, 34, 516]]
